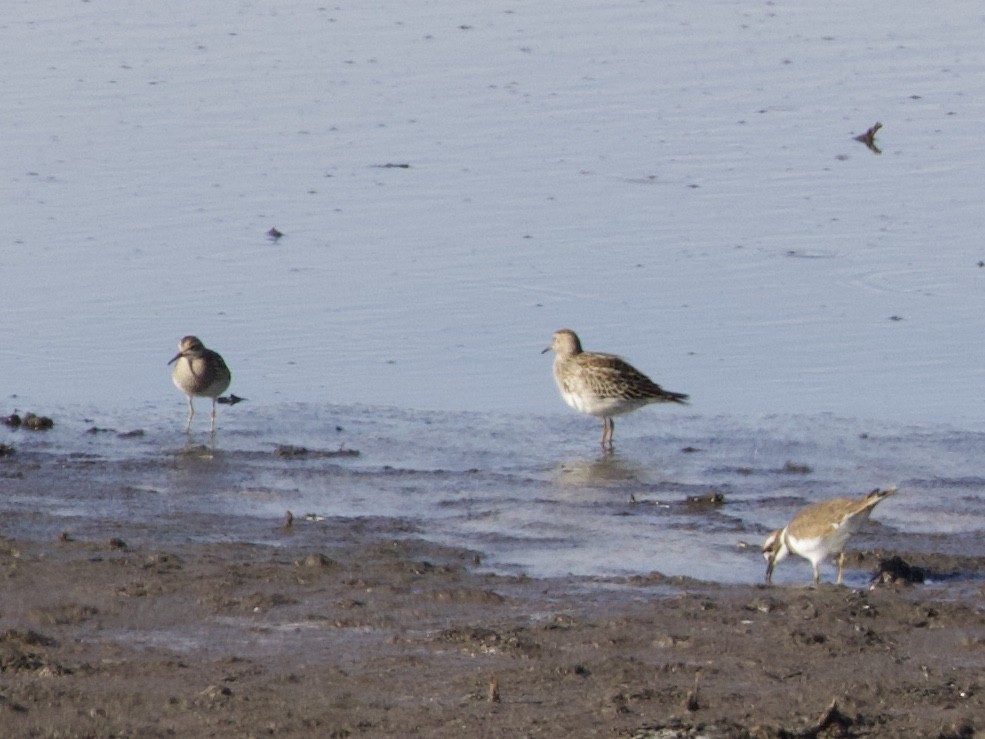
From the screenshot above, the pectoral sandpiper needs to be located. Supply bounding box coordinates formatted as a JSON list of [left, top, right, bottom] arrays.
[[542, 328, 688, 451]]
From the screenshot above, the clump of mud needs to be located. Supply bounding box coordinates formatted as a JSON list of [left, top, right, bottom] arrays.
[[871, 555, 926, 585], [3, 412, 54, 430]]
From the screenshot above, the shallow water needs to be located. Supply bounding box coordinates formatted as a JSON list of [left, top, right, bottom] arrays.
[[4, 403, 983, 587], [3, 1, 985, 584]]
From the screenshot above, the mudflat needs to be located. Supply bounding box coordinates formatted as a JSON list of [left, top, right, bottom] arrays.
[[0, 513, 981, 738]]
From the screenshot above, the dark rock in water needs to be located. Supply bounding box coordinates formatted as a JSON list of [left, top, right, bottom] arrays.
[[274, 444, 359, 459], [854, 121, 883, 154], [14, 413, 55, 431], [0, 443, 14, 457], [267, 227, 283, 240], [217, 394, 246, 406], [781, 460, 812, 474], [686, 491, 725, 508], [871, 555, 925, 586]]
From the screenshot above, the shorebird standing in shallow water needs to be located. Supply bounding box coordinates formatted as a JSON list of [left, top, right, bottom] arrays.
[[763, 487, 897, 586], [542, 328, 689, 452], [168, 336, 231, 433]]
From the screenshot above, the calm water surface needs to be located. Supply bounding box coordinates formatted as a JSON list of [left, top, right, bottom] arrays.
[[3, 1, 985, 583]]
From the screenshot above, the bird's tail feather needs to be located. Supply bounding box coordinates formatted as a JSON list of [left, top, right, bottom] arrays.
[[864, 486, 897, 506]]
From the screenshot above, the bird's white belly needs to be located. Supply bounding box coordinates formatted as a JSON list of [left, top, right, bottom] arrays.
[[786, 535, 830, 563], [787, 528, 852, 565], [560, 387, 645, 417]]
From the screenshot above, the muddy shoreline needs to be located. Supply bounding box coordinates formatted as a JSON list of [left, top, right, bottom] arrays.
[[0, 513, 982, 738]]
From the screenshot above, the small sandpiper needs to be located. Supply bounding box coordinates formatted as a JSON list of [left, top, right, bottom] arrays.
[[542, 328, 689, 451], [168, 336, 232, 433], [763, 487, 897, 586]]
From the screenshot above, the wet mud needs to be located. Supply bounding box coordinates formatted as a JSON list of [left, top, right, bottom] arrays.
[[0, 518, 982, 738]]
